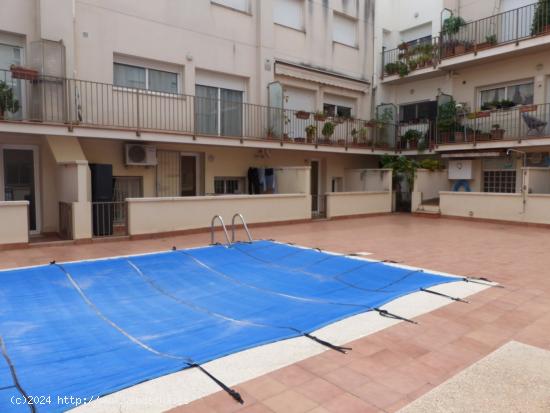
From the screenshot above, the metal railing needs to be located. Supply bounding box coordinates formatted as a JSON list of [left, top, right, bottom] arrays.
[[382, 37, 440, 78], [440, 1, 550, 59], [397, 120, 436, 151], [436, 103, 550, 145], [0, 69, 401, 151], [92, 201, 127, 237]]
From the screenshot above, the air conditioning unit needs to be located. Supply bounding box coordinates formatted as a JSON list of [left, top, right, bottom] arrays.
[[125, 144, 157, 166]]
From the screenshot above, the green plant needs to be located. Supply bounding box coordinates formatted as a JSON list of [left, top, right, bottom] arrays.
[[0, 81, 20, 118], [403, 129, 422, 142], [398, 41, 409, 50], [437, 100, 458, 132], [407, 58, 419, 71], [396, 61, 409, 77], [380, 155, 419, 188], [442, 15, 467, 35], [321, 121, 335, 139], [305, 124, 317, 137], [384, 62, 398, 75], [418, 158, 444, 171], [486, 34, 497, 44], [531, 0, 550, 35], [492, 124, 500, 129]]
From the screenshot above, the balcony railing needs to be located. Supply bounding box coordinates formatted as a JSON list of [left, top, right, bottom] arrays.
[[381, 37, 439, 78], [0, 69, 401, 151], [436, 103, 550, 145], [440, 1, 550, 59], [382, 2, 550, 77]]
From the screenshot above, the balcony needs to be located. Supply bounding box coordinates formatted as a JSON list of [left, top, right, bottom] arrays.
[[381, 37, 440, 83], [435, 102, 550, 150], [439, 2, 550, 68], [0, 68, 404, 153]]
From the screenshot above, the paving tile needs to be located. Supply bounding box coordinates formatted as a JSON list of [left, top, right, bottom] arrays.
[[322, 392, 379, 413], [323, 366, 370, 393], [262, 390, 318, 413], [294, 377, 345, 405], [351, 379, 407, 410], [270, 365, 317, 387], [239, 376, 288, 401]]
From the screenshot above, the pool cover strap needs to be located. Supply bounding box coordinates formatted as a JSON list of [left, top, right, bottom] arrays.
[[375, 309, 417, 324], [463, 277, 504, 288], [190, 364, 243, 404], [0, 337, 36, 413], [420, 288, 469, 303], [303, 334, 351, 354]]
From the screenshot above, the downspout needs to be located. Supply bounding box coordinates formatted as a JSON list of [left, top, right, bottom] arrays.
[[72, 0, 78, 78]]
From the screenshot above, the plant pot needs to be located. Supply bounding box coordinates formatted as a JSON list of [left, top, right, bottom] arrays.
[[306, 133, 315, 143], [535, 24, 550, 35], [294, 137, 306, 143], [476, 111, 491, 118], [314, 114, 326, 122], [476, 42, 491, 51], [321, 138, 332, 145], [476, 132, 491, 141], [295, 111, 310, 120], [10, 66, 38, 80], [490, 129, 505, 140], [454, 43, 466, 55], [454, 131, 465, 142], [337, 139, 346, 145], [440, 131, 452, 143], [333, 117, 344, 125]]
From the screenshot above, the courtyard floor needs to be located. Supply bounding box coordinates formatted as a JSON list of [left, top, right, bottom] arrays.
[[2, 214, 550, 412]]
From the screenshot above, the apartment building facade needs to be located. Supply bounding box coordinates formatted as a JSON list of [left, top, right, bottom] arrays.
[[0, 0, 402, 246], [374, 0, 550, 223]]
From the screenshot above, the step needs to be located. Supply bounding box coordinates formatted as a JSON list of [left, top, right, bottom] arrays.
[[417, 204, 440, 213]]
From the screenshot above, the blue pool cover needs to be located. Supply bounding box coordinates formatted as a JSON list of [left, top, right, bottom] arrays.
[[0, 240, 460, 412]]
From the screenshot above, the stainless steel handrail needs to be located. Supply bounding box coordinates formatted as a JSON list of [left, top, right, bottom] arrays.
[[231, 213, 253, 243], [211, 215, 231, 246]]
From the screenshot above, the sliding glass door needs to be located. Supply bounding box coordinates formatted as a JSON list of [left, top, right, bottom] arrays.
[[195, 85, 243, 137]]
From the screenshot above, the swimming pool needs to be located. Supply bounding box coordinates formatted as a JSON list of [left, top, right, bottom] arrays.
[[0, 240, 462, 412]]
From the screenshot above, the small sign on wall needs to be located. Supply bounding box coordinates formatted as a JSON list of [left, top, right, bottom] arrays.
[[448, 160, 473, 180]]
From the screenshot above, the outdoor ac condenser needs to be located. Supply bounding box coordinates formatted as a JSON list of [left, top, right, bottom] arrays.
[[448, 160, 473, 180], [125, 144, 157, 166]]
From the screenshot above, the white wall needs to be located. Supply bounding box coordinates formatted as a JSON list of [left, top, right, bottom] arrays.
[[0, 201, 29, 245]]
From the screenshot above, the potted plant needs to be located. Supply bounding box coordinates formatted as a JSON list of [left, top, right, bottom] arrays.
[[295, 110, 310, 120], [314, 111, 327, 121], [384, 62, 398, 75], [333, 116, 345, 124], [398, 41, 409, 50], [9, 64, 38, 80], [402, 129, 422, 149], [396, 61, 409, 77], [0, 81, 20, 119], [265, 126, 277, 140], [407, 58, 419, 72], [531, 0, 550, 35], [321, 121, 335, 144], [490, 124, 505, 140], [305, 124, 317, 143], [499, 99, 515, 109], [437, 100, 458, 143], [442, 15, 467, 35]]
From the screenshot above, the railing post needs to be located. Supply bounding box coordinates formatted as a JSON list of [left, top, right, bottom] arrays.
[[473, 113, 477, 146], [474, 20, 478, 55], [136, 90, 141, 137], [381, 46, 386, 79], [515, 8, 520, 44]]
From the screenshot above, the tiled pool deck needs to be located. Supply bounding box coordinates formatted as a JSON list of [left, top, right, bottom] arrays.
[[3, 214, 550, 413]]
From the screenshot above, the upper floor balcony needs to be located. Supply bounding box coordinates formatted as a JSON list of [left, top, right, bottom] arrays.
[[435, 101, 550, 151], [381, 1, 550, 82], [0, 68, 408, 154]]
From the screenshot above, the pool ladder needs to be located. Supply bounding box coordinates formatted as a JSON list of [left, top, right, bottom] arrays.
[[210, 213, 253, 246]]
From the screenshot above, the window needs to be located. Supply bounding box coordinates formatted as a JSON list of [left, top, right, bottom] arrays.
[[323, 103, 352, 118], [214, 177, 245, 194], [479, 81, 534, 108], [273, 0, 304, 30], [399, 101, 437, 122], [195, 85, 243, 136], [211, 0, 249, 13], [333, 14, 357, 47], [483, 170, 516, 193], [113, 63, 178, 93]]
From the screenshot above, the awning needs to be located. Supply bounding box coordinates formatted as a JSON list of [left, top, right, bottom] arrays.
[[274, 61, 369, 93]]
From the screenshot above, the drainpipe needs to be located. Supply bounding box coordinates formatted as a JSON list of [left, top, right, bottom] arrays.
[[506, 148, 527, 213]]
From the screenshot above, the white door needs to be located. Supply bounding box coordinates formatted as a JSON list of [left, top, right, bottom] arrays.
[[0, 145, 41, 233], [284, 86, 316, 140]]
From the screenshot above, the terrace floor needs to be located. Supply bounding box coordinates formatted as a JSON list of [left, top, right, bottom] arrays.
[[2, 214, 550, 412]]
